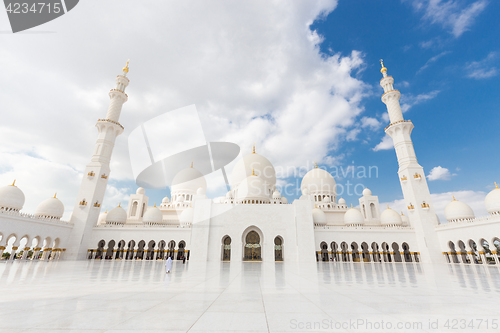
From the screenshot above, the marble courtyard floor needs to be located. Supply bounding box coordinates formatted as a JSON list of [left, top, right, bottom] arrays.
[[0, 260, 499, 332]]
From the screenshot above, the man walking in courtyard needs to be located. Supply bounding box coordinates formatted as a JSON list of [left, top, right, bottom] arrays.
[[165, 256, 172, 273]]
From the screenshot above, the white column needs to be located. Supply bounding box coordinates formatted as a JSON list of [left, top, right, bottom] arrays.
[[9, 247, 18, 260], [21, 247, 30, 260]]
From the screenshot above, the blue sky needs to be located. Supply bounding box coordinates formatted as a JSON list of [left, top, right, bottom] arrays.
[[0, 0, 498, 221]]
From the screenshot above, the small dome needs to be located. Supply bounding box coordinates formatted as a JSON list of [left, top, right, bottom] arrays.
[[282, 197, 288, 204], [301, 167, 336, 195], [172, 167, 207, 194], [136, 187, 146, 195], [161, 196, 170, 204], [445, 197, 475, 222], [323, 196, 331, 203], [344, 207, 364, 226], [380, 207, 402, 226], [236, 174, 269, 202], [0, 181, 25, 211], [302, 187, 309, 195], [362, 188, 372, 196], [485, 184, 500, 214], [179, 206, 194, 226], [143, 205, 163, 224], [312, 207, 327, 225], [338, 198, 346, 205], [226, 191, 234, 199], [272, 190, 281, 199], [197, 187, 206, 195], [401, 212, 410, 225], [106, 205, 127, 224], [35, 195, 64, 219], [98, 210, 107, 225]]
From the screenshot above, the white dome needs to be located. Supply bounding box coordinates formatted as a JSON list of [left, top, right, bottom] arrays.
[[171, 167, 207, 194], [312, 207, 327, 226], [282, 197, 288, 204], [445, 198, 475, 222], [236, 175, 270, 202], [161, 196, 170, 204], [300, 167, 336, 195], [380, 207, 402, 226], [136, 187, 146, 195], [338, 198, 346, 205], [401, 212, 410, 225], [485, 184, 500, 214], [230, 152, 276, 188], [344, 207, 364, 226], [196, 187, 206, 195], [0, 182, 25, 211], [323, 196, 331, 203], [143, 206, 163, 224], [272, 190, 281, 199], [35, 196, 64, 219], [363, 188, 372, 196], [179, 206, 194, 226], [302, 187, 309, 195], [106, 205, 127, 224], [98, 211, 107, 225]]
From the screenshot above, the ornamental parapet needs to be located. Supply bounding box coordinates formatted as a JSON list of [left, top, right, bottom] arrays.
[[385, 119, 412, 131], [97, 119, 124, 130], [0, 209, 72, 225], [109, 88, 128, 97], [381, 89, 400, 99]]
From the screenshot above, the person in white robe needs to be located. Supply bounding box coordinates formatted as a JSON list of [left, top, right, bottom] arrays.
[[165, 256, 172, 273]]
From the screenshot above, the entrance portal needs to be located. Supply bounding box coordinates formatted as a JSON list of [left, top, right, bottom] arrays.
[[244, 231, 261, 261]]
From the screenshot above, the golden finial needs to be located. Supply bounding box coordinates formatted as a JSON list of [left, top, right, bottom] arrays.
[[401, 211, 404, 216], [123, 59, 129, 73], [253, 143, 255, 154], [105, 209, 107, 213], [53, 193, 57, 198], [9, 180, 16, 187], [191, 161, 193, 168], [118, 202, 121, 207], [252, 168, 256, 176], [452, 196, 456, 201], [351, 204, 353, 208], [495, 182, 498, 189], [154, 202, 156, 207], [315, 203, 317, 209], [380, 59, 387, 73], [315, 160, 318, 169]]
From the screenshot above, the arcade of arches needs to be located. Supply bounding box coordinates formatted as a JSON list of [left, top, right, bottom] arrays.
[[317, 241, 419, 263], [445, 237, 500, 265]]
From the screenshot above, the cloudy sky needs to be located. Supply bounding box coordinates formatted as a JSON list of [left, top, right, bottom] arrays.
[[0, 0, 498, 222]]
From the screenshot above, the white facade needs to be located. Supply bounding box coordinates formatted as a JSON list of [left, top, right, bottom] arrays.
[[1, 62, 500, 266]]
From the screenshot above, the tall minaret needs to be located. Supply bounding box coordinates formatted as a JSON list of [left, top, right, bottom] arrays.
[[380, 60, 444, 264], [65, 61, 130, 260]]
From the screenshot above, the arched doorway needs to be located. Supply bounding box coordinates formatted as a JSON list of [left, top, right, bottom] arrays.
[[402, 242, 412, 262], [458, 240, 469, 263], [351, 242, 359, 262], [105, 240, 115, 259], [274, 236, 283, 261], [167, 240, 176, 259], [361, 242, 370, 262], [320, 242, 328, 261], [340, 242, 349, 262], [222, 236, 231, 261], [146, 240, 155, 260], [244, 231, 261, 261], [392, 243, 402, 262], [136, 240, 145, 259], [448, 241, 459, 263], [177, 241, 186, 260], [96, 240, 105, 259], [331, 242, 338, 261]]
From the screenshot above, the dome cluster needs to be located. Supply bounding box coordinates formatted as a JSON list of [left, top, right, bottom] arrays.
[[444, 197, 475, 223]]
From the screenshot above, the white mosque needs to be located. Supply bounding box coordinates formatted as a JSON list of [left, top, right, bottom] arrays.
[[1, 61, 500, 266]]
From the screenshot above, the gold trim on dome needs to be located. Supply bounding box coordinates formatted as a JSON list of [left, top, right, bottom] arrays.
[[496, 182, 499, 189], [9, 180, 16, 187]]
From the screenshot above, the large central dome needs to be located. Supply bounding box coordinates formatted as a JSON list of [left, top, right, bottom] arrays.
[[230, 151, 276, 189], [171, 166, 207, 194]]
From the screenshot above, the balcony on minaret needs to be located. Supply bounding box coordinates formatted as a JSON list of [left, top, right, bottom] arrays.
[[87, 171, 95, 178], [421, 202, 430, 210], [413, 173, 422, 180], [400, 176, 407, 182], [101, 174, 108, 179], [79, 199, 87, 206], [93, 201, 101, 208], [407, 203, 415, 210]]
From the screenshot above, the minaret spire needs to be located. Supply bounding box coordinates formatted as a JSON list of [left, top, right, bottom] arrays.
[[379, 61, 443, 264], [66, 62, 130, 260]]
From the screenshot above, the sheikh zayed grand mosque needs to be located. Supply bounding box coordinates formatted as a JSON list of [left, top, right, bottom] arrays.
[[1, 61, 500, 267]]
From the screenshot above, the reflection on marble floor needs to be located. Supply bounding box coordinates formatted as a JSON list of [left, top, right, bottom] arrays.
[[0, 260, 499, 332]]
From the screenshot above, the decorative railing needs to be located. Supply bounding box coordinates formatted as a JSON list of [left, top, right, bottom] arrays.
[[97, 118, 124, 130], [0, 209, 72, 225], [385, 119, 412, 131]]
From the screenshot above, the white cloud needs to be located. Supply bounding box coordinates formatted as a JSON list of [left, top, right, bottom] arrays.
[[360, 117, 382, 130], [372, 135, 393, 151], [400, 90, 440, 113], [427, 166, 453, 181], [0, 1, 374, 209], [409, 0, 488, 38], [417, 51, 451, 73], [465, 52, 498, 79], [382, 190, 487, 223]]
